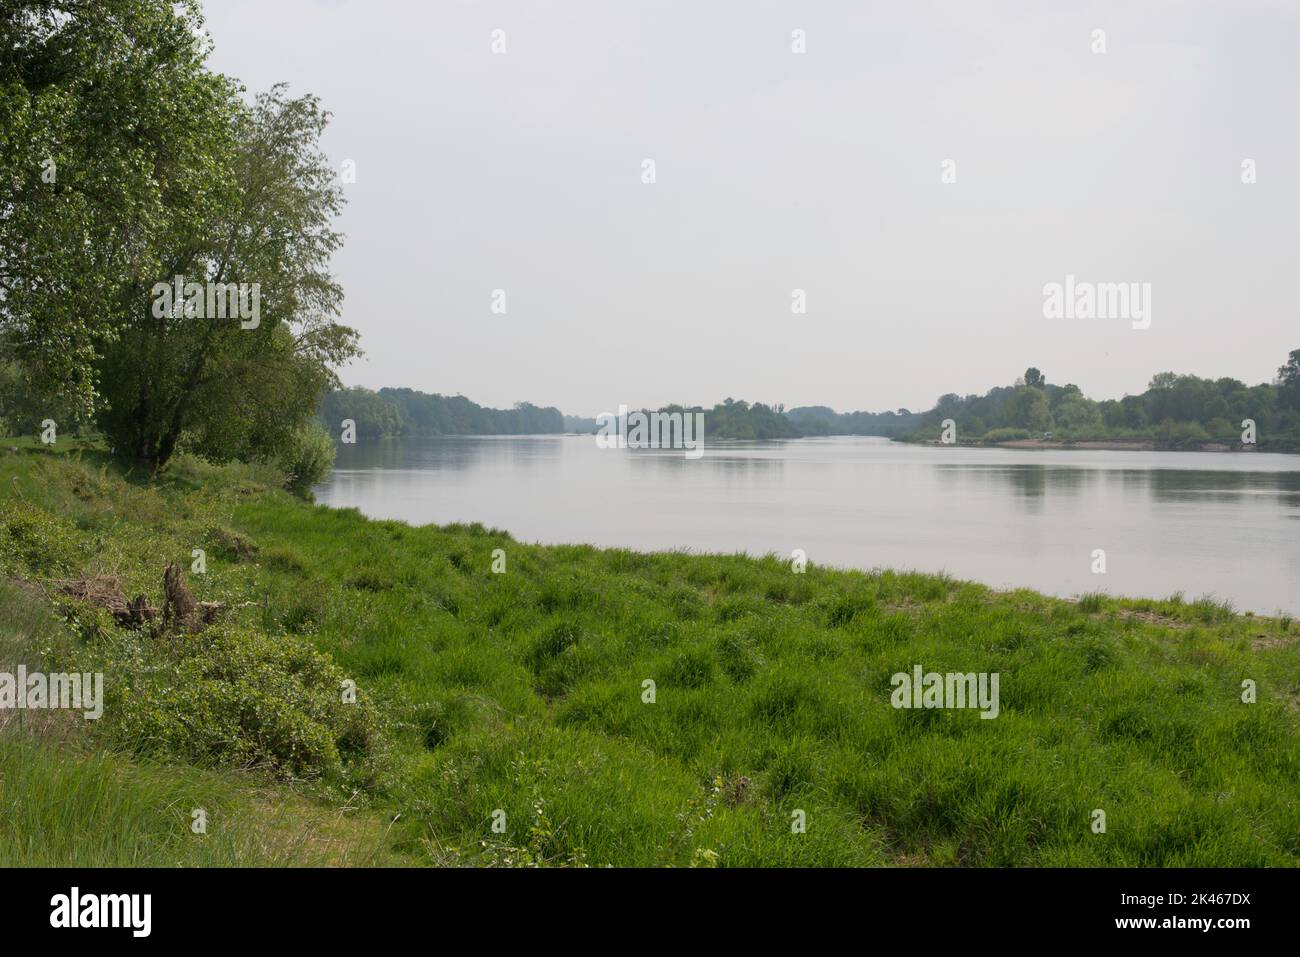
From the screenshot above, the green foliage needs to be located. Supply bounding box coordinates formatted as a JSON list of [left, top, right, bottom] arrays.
[[0, 496, 84, 574], [1053, 392, 1104, 432], [1, 3, 357, 472], [382, 389, 564, 435], [907, 353, 1300, 449], [2, 0, 214, 418], [1154, 419, 1209, 442], [982, 427, 1031, 442], [0, 736, 400, 867], [319, 387, 404, 438], [280, 423, 336, 497], [1278, 349, 1300, 413], [0, 454, 387, 792], [785, 404, 922, 437], [318, 387, 565, 439], [651, 398, 799, 440], [0, 359, 82, 436], [99, 624, 384, 783], [1004, 386, 1052, 432], [0, 574, 400, 867]]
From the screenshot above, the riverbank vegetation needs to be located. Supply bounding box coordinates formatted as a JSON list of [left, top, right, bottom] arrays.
[[314, 391, 796, 441], [656, 399, 799, 440], [901, 358, 1300, 451], [310, 353, 1300, 450], [2, 443, 1297, 866], [786, 405, 923, 438], [317, 387, 564, 440]]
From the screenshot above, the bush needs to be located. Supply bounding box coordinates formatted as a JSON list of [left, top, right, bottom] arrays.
[[279, 423, 336, 498], [102, 624, 385, 784], [982, 427, 1032, 442], [1154, 419, 1209, 442], [0, 500, 83, 575]]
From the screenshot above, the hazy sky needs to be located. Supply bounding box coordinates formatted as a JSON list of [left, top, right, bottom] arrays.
[[204, 1, 1300, 416]]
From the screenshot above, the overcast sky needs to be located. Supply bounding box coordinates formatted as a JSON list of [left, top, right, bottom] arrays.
[[204, 0, 1300, 416]]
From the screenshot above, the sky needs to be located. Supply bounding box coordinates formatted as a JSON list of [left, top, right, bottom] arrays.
[[203, 0, 1300, 417]]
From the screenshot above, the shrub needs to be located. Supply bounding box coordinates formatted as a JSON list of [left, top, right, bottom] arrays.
[[0, 500, 83, 574], [279, 423, 336, 498], [982, 427, 1032, 442], [102, 624, 385, 783], [205, 524, 260, 561]]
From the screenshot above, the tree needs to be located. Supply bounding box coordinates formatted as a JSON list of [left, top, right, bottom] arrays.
[[282, 422, 337, 498], [1278, 348, 1300, 412], [2, 0, 222, 421], [1004, 386, 1052, 432], [1024, 367, 1045, 389], [1053, 393, 1103, 432], [94, 85, 358, 470], [1, 3, 357, 471], [934, 393, 963, 417]]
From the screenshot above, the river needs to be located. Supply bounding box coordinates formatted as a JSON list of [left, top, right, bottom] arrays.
[[315, 435, 1300, 615]]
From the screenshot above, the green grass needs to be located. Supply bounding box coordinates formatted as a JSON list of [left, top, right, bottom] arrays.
[[1, 443, 1298, 866], [0, 735, 401, 867], [0, 578, 400, 866]]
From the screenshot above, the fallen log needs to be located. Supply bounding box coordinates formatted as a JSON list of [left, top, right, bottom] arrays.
[[44, 565, 251, 635]]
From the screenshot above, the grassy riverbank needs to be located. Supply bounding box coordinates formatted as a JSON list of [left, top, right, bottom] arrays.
[[1, 441, 1297, 867]]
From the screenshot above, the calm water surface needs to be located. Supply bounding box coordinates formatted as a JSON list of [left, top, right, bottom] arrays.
[[315, 435, 1300, 615]]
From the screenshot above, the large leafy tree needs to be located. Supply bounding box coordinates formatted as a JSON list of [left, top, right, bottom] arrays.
[[2, 0, 224, 425], [1, 1, 356, 470], [94, 85, 358, 469]]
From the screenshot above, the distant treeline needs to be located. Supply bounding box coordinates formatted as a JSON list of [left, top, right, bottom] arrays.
[[785, 406, 924, 437], [318, 387, 563, 439], [662, 399, 800, 439], [317, 347, 1300, 448], [904, 351, 1300, 449], [562, 400, 799, 439], [653, 401, 921, 439], [317, 392, 811, 441]]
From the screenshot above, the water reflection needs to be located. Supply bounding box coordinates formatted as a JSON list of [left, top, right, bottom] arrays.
[[334, 435, 564, 473], [934, 463, 1097, 500], [930, 460, 1300, 510]]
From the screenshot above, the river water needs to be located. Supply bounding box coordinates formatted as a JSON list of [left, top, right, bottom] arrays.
[[315, 435, 1300, 615]]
